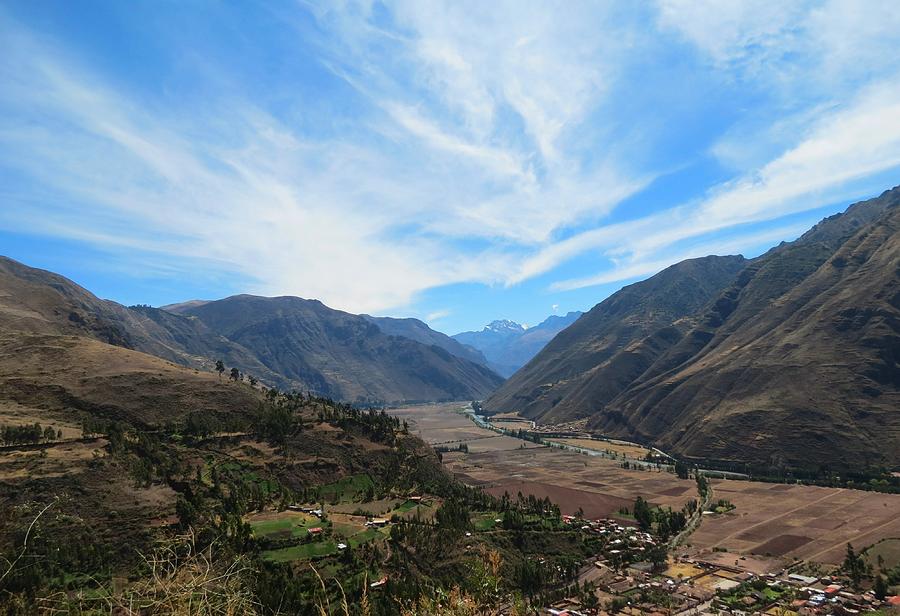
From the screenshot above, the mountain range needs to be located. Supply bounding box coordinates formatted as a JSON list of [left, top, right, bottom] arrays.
[[486, 187, 900, 472], [452, 312, 583, 377], [0, 258, 503, 406]]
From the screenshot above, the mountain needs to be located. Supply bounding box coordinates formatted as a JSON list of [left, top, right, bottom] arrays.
[[0, 256, 286, 385], [486, 187, 900, 471], [453, 312, 583, 377], [168, 295, 503, 404], [0, 257, 503, 405], [0, 258, 263, 427], [485, 256, 747, 419], [361, 314, 491, 369]]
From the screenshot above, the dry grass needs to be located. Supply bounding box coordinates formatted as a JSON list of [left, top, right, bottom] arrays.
[[37, 532, 261, 616]]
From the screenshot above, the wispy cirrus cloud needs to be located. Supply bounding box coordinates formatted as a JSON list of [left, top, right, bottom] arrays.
[[1, 1, 899, 330]]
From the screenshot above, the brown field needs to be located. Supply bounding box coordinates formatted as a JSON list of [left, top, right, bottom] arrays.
[[493, 420, 534, 431], [0, 401, 84, 440], [0, 438, 108, 480], [393, 403, 900, 565], [391, 403, 696, 519], [688, 479, 900, 564], [547, 437, 652, 459], [663, 561, 706, 579]]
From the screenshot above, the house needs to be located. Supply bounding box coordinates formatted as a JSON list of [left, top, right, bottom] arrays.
[[788, 574, 819, 586], [308, 527, 323, 535], [367, 518, 388, 527], [370, 575, 388, 589], [337, 543, 347, 550]]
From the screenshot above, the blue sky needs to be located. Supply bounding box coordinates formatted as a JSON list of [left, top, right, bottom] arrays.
[[2, 1, 900, 335]]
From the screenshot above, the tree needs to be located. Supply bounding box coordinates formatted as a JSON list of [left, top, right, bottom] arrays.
[[248, 375, 258, 387], [229, 367, 240, 382], [215, 360, 225, 379], [843, 543, 866, 588], [648, 543, 668, 571], [43, 425, 56, 442], [674, 460, 690, 479], [633, 496, 653, 531], [874, 574, 887, 600]]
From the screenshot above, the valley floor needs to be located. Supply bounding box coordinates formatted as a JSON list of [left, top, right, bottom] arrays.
[[390, 403, 900, 567]]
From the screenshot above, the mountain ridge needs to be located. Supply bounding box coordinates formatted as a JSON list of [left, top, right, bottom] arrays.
[[485, 186, 900, 471], [0, 259, 503, 405]]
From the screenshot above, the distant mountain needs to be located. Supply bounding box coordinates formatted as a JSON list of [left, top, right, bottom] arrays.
[[0, 258, 503, 405], [361, 315, 491, 369], [486, 186, 900, 471], [169, 295, 504, 404], [453, 312, 583, 377]]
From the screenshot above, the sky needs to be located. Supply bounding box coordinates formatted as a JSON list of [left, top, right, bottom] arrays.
[[2, 1, 900, 335]]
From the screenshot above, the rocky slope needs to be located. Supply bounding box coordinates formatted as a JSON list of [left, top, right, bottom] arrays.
[[485, 256, 747, 419], [486, 187, 900, 471], [0, 258, 503, 404], [168, 295, 504, 404], [362, 314, 491, 368]]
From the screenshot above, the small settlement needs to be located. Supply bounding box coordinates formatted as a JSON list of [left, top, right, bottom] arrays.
[[542, 516, 898, 616]]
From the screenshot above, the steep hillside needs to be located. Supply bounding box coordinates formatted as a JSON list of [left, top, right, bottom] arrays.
[[174, 295, 504, 404], [453, 312, 583, 377], [362, 314, 492, 369], [0, 331, 261, 427], [593, 188, 900, 470], [0, 258, 502, 403], [485, 256, 746, 420], [486, 187, 900, 471], [0, 257, 284, 385]]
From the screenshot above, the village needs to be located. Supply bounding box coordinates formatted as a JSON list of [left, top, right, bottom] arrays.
[[543, 515, 899, 616]]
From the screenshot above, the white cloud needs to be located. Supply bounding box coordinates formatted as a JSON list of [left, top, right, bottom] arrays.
[[550, 221, 813, 292], [2, 1, 900, 317], [425, 309, 450, 323]]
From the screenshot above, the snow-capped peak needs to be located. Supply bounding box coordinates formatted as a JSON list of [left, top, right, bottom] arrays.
[[484, 319, 525, 333]]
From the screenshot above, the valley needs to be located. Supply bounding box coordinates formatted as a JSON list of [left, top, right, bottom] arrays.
[[392, 403, 900, 567]]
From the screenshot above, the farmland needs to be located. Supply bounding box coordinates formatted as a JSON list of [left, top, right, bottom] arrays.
[[688, 479, 900, 564], [392, 403, 900, 566], [545, 437, 654, 460]]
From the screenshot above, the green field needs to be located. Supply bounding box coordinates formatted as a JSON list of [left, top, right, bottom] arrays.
[[249, 513, 323, 538], [318, 474, 374, 501], [262, 541, 338, 562], [394, 500, 417, 513], [348, 528, 383, 547], [473, 512, 500, 531], [865, 538, 900, 569]]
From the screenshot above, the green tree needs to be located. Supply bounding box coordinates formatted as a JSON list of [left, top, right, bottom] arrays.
[[842, 543, 866, 588], [647, 543, 668, 571], [215, 360, 225, 379], [633, 496, 653, 531], [874, 574, 887, 600], [229, 367, 240, 381]]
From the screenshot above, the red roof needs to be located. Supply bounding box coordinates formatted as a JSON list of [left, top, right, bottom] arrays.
[[308, 527, 323, 534], [887, 595, 900, 606]]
